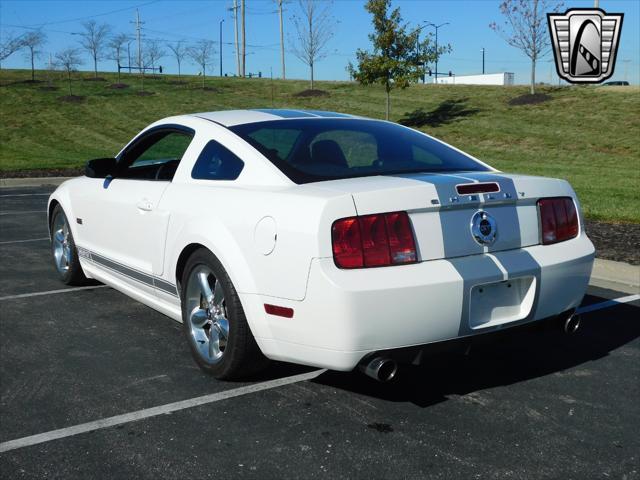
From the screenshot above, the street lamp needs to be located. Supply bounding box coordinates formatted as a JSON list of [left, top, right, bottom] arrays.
[[481, 47, 485, 74], [427, 22, 449, 83], [413, 22, 429, 83], [219, 19, 224, 77]]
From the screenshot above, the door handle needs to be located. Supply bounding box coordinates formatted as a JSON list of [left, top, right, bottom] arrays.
[[137, 199, 153, 212]]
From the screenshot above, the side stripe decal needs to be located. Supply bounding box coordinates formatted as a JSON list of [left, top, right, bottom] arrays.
[[77, 246, 178, 297]]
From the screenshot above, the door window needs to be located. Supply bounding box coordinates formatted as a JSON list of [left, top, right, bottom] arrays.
[[118, 129, 194, 181]]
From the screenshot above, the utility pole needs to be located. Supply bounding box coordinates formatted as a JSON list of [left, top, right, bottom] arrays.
[[427, 22, 449, 83], [131, 9, 144, 74], [481, 47, 485, 74], [594, 0, 599, 8], [219, 19, 224, 76], [229, 1, 240, 76], [241, 0, 246, 77], [278, 0, 285, 79]]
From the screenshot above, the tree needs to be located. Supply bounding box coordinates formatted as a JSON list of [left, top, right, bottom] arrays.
[[188, 40, 216, 88], [79, 20, 111, 78], [490, 0, 563, 95], [0, 32, 24, 69], [22, 30, 46, 81], [168, 41, 187, 77], [349, 0, 441, 120], [290, 0, 334, 89], [109, 33, 130, 83], [55, 48, 83, 95], [145, 40, 166, 73]]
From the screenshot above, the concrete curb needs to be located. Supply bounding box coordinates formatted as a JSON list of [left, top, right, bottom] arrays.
[[0, 177, 73, 188], [1, 177, 638, 294], [590, 258, 640, 295]]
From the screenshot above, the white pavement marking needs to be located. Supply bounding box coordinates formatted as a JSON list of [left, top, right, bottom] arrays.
[[576, 294, 640, 315], [0, 210, 46, 216], [0, 237, 49, 245], [0, 369, 326, 453], [0, 193, 51, 197], [0, 285, 109, 301]]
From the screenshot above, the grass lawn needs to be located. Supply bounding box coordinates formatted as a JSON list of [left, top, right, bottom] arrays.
[[0, 68, 638, 223]]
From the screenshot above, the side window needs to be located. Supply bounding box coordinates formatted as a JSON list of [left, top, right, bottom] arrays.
[[247, 128, 300, 161], [411, 145, 444, 166], [119, 130, 193, 180], [191, 140, 244, 180]]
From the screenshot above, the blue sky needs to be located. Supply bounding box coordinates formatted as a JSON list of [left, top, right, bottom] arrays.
[[1, 0, 638, 84]]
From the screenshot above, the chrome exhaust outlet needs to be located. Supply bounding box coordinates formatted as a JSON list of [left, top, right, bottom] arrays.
[[359, 356, 398, 382], [562, 312, 581, 334]]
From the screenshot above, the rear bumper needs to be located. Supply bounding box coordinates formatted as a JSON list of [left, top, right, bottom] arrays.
[[249, 234, 595, 371]]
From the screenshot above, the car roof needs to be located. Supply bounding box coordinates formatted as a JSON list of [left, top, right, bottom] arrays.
[[188, 109, 359, 127]]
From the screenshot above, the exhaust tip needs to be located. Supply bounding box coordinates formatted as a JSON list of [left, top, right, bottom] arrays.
[[359, 356, 398, 382], [562, 312, 581, 334]]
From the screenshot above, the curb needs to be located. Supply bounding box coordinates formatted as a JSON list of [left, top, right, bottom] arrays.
[[590, 258, 639, 295], [1, 177, 638, 294], [0, 177, 72, 188]]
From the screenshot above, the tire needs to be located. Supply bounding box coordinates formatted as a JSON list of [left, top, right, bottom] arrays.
[[50, 204, 88, 285], [180, 248, 269, 379]]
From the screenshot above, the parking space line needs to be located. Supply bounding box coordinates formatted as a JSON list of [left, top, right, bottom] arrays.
[[0, 210, 47, 216], [0, 368, 326, 453], [0, 193, 51, 198], [0, 237, 49, 245], [576, 294, 640, 315], [0, 285, 109, 301]]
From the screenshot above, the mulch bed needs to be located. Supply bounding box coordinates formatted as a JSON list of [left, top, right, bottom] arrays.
[[201, 86, 219, 92], [293, 89, 330, 98], [584, 220, 640, 265], [0, 168, 84, 179], [58, 95, 85, 103], [108, 83, 130, 89], [39, 86, 58, 91], [508, 93, 552, 106], [136, 91, 155, 96]]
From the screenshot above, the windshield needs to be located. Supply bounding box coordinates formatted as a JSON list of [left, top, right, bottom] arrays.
[[229, 118, 490, 184]]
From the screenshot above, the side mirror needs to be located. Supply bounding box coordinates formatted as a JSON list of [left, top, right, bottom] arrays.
[[85, 157, 117, 178]]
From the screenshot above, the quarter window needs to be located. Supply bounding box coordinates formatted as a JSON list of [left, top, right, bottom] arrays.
[[191, 140, 244, 180]]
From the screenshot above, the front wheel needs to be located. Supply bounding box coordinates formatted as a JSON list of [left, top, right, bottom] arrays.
[[181, 249, 268, 379], [50, 204, 88, 285]]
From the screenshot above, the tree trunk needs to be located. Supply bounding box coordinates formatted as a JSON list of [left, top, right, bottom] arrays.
[[385, 86, 390, 121], [94, 56, 98, 78], [31, 51, 35, 81], [530, 57, 536, 95], [202, 66, 206, 88], [310, 62, 314, 90], [67, 70, 72, 95], [178, 62, 181, 78]]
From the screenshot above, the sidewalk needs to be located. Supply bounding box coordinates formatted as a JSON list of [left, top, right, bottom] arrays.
[[1, 176, 638, 293]]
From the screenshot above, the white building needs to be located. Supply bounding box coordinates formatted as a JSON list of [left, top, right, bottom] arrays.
[[434, 72, 515, 86]]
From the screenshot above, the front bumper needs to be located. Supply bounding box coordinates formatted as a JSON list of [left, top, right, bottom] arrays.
[[250, 234, 595, 371]]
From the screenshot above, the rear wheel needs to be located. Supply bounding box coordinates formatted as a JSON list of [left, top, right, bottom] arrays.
[[50, 204, 87, 285], [181, 249, 268, 379]]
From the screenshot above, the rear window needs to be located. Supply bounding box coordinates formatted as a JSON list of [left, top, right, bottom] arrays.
[[229, 118, 489, 184]]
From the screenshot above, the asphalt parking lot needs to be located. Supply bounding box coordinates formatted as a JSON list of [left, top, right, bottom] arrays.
[[0, 185, 638, 480]]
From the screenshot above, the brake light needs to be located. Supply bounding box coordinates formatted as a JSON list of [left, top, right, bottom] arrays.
[[332, 212, 417, 269], [537, 197, 579, 245]]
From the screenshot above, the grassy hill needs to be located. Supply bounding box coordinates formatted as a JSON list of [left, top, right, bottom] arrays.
[[1, 68, 638, 223]]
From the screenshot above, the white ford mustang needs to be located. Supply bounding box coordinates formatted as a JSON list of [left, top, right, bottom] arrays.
[[48, 109, 595, 381]]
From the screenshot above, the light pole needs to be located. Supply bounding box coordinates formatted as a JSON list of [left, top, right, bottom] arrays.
[[127, 40, 133, 73], [219, 19, 224, 76], [481, 47, 485, 74], [414, 22, 429, 83], [427, 22, 449, 83]]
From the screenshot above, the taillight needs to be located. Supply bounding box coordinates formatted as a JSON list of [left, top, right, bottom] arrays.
[[332, 211, 417, 269], [537, 197, 579, 245]]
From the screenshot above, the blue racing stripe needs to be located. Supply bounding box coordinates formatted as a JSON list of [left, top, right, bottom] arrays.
[[252, 109, 317, 118]]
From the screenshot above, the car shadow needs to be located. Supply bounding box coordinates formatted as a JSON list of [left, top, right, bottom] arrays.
[[398, 98, 480, 128], [309, 299, 639, 408]]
